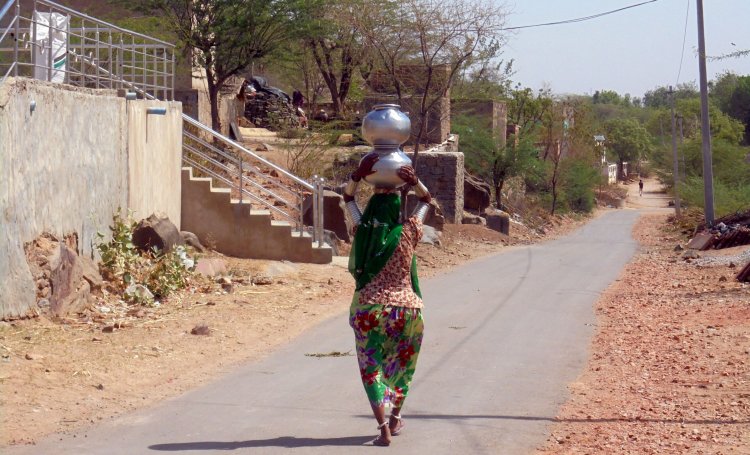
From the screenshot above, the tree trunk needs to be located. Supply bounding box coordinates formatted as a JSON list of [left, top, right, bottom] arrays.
[[206, 67, 221, 134], [495, 179, 505, 210], [550, 159, 561, 215], [309, 39, 343, 118]]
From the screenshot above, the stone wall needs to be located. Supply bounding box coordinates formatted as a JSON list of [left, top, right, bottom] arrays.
[[405, 150, 464, 224], [244, 92, 300, 131], [0, 78, 182, 319]]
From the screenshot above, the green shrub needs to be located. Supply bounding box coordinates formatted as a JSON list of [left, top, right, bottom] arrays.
[[561, 159, 600, 213], [679, 177, 750, 218], [96, 210, 196, 305]]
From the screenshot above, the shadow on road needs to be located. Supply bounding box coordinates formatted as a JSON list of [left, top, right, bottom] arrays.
[[148, 435, 375, 451]]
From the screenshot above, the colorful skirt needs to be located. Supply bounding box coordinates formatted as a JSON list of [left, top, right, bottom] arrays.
[[349, 293, 424, 408]]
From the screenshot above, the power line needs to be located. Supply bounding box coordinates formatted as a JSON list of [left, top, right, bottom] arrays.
[[503, 0, 659, 31], [675, 0, 690, 84]]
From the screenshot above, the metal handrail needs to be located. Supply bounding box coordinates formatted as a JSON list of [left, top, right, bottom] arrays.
[[0, 0, 175, 99], [183, 156, 294, 221], [183, 141, 297, 211], [0, 0, 14, 20], [35, 0, 175, 48], [182, 114, 315, 191], [0, 0, 327, 248]]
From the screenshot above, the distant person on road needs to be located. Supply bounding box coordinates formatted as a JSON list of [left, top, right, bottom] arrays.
[[344, 154, 432, 447], [639, 178, 644, 197]]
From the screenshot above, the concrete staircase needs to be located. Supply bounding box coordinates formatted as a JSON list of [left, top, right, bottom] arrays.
[[181, 167, 332, 264]]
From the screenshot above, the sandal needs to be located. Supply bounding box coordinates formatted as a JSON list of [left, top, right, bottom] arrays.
[[372, 421, 390, 447], [390, 413, 405, 436]]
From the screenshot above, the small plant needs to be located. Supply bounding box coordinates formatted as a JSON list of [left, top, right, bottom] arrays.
[[96, 210, 196, 305], [146, 246, 195, 299], [96, 210, 143, 285]]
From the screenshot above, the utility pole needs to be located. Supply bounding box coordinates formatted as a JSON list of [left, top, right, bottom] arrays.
[[696, 0, 715, 226], [678, 115, 686, 180], [669, 86, 681, 218]]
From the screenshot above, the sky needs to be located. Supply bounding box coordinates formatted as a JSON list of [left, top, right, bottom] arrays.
[[501, 0, 750, 98]]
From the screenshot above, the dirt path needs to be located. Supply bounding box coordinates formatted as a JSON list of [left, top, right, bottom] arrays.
[[536, 213, 750, 454], [625, 177, 672, 210]]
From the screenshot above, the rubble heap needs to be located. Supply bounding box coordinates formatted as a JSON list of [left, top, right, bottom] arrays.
[[691, 209, 750, 251], [244, 91, 300, 130], [243, 77, 300, 131]]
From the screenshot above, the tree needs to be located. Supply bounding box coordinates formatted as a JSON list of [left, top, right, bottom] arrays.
[[643, 83, 698, 109], [726, 76, 750, 144], [453, 115, 541, 209], [506, 84, 554, 137], [303, 0, 374, 118], [126, 0, 302, 132], [709, 70, 741, 114], [604, 118, 653, 178], [366, 0, 507, 161]]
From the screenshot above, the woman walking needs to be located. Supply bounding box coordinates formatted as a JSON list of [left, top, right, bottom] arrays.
[[344, 154, 432, 446]]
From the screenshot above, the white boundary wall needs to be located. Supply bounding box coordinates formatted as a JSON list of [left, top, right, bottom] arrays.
[[0, 78, 182, 319]]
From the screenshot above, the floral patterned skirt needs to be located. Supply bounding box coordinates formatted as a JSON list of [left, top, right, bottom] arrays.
[[349, 293, 424, 408]]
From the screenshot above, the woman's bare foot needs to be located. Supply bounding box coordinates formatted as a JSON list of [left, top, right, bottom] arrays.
[[372, 423, 391, 446], [389, 414, 404, 436]]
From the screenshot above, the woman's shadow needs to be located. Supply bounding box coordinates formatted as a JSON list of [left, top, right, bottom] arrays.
[[149, 435, 374, 451]]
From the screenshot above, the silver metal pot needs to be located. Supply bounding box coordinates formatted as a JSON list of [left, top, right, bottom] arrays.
[[360, 104, 412, 189]]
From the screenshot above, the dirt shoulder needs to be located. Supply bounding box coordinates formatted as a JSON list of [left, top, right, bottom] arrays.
[[0, 215, 586, 447], [537, 213, 750, 454]]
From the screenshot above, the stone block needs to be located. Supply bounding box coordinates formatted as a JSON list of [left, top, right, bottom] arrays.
[[485, 209, 510, 235], [464, 172, 491, 213], [303, 190, 351, 242], [687, 232, 714, 251]]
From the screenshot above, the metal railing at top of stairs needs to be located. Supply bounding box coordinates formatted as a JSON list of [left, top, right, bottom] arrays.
[[66, 46, 328, 248], [0, 0, 327, 247], [182, 114, 327, 246], [0, 0, 175, 99]]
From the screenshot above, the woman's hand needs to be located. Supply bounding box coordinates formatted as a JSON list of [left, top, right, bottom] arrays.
[[397, 165, 418, 186], [351, 153, 379, 182]]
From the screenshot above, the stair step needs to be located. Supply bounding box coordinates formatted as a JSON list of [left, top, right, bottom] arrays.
[[271, 220, 292, 227], [239, 127, 278, 138], [249, 209, 271, 216]]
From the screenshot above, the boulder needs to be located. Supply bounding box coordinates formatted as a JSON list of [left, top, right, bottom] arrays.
[[485, 209, 510, 235], [303, 190, 351, 242], [181, 231, 206, 252], [420, 225, 442, 246], [48, 244, 91, 317], [78, 255, 104, 292], [132, 213, 183, 253], [462, 212, 486, 226], [464, 173, 491, 213]]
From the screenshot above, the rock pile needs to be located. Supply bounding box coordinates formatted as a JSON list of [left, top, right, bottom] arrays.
[[24, 233, 103, 318], [244, 92, 300, 131]]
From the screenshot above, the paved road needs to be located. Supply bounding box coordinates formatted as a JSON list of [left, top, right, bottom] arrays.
[[10, 210, 640, 455]]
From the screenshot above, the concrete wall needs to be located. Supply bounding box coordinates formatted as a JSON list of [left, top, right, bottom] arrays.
[[127, 100, 183, 224], [0, 78, 182, 319]]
